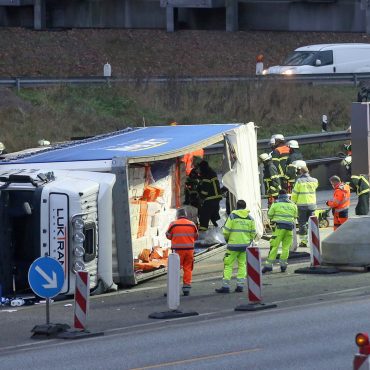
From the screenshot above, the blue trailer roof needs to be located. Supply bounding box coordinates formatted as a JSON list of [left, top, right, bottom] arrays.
[[1, 124, 240, 164]]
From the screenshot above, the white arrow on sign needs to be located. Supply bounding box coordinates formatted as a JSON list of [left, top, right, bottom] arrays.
[[35, 265, 58, 289]]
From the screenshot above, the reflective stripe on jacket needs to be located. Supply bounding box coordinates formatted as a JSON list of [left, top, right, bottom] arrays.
[[263, 161, 281, 197], [272, 145, 290, 178], [291, 173, 318, 207], [198, 170, 222, 201], [327, 183, 351, 212], [268, 199, 298, 227], [222, 209, 256, 251], [350, 175, 370, 196], [166, 217, 198, 250]]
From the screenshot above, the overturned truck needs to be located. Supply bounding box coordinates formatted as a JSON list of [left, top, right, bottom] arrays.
[[0, 123, 262, 296]]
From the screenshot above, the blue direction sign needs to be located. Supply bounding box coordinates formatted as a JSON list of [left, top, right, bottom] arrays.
[[28, 256, 65, 299]]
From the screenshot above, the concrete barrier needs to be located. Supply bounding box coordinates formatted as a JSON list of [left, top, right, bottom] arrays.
[[322, 216, 370, 266]]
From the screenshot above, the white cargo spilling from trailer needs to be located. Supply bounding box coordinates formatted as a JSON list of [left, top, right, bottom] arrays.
[[264, 43, 370, 75], [0, 123, 262, 296]]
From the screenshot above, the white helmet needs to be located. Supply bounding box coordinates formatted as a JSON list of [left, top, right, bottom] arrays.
[[292, 160, 306, 169], [341, 156, 352, 168], [274, 134, 285, 142], [0, 142, 5, 152], [259, 153, 272, 162], [288, 140, 299, 149]]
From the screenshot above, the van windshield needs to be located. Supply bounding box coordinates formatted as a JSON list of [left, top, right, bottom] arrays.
[[282, 51, 318, 66]]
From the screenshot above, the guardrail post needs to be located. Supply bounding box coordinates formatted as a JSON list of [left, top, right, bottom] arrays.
[[16, 78, 21, 92]]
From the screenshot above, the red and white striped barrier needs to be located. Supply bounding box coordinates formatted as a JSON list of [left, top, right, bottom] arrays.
[[354, 354, 370, 370], [308, 215, 322, 267], [74, 271, 90, 330], [247, 247, 262, 303], [235, 246, 277, 311]]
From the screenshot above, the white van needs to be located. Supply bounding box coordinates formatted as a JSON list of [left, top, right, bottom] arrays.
[[264, 43, 370, 75]]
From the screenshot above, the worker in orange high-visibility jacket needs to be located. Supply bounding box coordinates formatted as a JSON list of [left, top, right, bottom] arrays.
[[326, 175, 351, 231], [166, 208, 198, 296]]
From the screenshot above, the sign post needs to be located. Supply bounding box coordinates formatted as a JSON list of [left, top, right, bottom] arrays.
[[28, 256, 69, 338]]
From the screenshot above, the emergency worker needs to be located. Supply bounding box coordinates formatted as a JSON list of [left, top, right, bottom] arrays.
[[184, 167, 200, 206], [286, 140, 303, 164], [286, 160, 306, 193], [291, 166, 318, 247], [269, 136, 277, 155], [166, 208, 198, 296], [341, 155, 352, 179], [215, 200, 256, 293], [285, 140, 304, 192], [259, 153, 281, 206], [271, 134, 290, 190], [256, 54, 264, 75], [262, 190, 298, 273], [344, 143, 352, 156], [348, 174, 370, 215], [326, 175, 351, 231], [197, 160, 222, 231]]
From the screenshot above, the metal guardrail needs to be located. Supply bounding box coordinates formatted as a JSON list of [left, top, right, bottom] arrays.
[[205, 130, 351, 154], [1, 73, 370, 90]]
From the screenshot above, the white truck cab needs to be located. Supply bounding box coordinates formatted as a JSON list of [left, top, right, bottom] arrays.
[[0, 169, 116, 296], [264, 43, 370, 75]]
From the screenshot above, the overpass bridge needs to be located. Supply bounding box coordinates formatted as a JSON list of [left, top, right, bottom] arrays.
[[0, 0, 369, 33]]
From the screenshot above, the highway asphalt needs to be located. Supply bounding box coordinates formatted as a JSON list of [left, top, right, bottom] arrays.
[[0, 189, 367, 353]]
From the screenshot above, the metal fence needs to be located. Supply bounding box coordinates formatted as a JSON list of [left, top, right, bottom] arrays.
[[1, 73, 370, 90]]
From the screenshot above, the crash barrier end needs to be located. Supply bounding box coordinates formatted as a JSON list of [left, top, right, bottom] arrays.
[[149, 253, 199, 320], [235, 247, 277, 312]]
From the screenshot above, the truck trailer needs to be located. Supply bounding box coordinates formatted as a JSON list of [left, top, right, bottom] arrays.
[[0, 123, 262, 296]]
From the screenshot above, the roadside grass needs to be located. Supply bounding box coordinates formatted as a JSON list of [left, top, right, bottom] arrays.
[[0, 81, 356, 155]]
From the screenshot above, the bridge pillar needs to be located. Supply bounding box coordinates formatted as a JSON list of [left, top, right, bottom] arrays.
[[226, 0, 238, 32], [34, 0, 46, 30]]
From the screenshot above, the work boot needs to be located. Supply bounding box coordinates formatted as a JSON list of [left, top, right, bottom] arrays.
[[183, 291, 190, 296], [262, 265, 273, 274], [234, 286, 244, 293], [215, 287, 230, 293], [280, 265, 287, 273]]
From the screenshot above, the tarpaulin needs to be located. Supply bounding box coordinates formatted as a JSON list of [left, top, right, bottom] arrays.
[[1, 124, 239, 164]]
